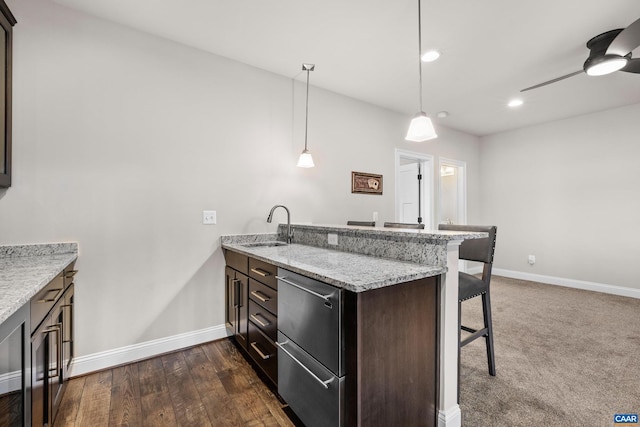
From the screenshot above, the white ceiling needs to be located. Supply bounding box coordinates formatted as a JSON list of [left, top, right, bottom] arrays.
[[53, 0, 640, 136]]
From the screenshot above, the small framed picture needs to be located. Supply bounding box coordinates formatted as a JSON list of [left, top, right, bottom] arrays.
[[351, 171, 383, 195]]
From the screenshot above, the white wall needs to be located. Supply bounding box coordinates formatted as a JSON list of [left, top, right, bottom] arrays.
[[479, 102, 640, 290], [0, 0, 481, 365]]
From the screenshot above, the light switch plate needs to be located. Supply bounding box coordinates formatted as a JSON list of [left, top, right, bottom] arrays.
[[328, 233, 338, 245], [203, 210, 217, 225]]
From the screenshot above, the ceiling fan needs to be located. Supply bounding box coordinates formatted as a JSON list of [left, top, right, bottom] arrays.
[[521, 17, 640, 92]]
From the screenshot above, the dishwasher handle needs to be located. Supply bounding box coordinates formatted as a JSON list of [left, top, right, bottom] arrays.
[[276, 276, 334, 302], [276, 340, 334, 389]]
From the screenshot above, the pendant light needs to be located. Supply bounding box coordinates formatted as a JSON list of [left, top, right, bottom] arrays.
[[405, 0, 437, 142], [297, 63, 315, 168]]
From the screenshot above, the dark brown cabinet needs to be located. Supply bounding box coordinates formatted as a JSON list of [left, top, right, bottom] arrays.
[[0, 304, 30, 427], [225, 266, 248, 350], [224, 249, 278, 386], [30, 263, 77, 426], [0, 0, 16, 188]]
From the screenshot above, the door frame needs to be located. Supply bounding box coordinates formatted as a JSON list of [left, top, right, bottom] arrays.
[[394, 149, 434, 229]]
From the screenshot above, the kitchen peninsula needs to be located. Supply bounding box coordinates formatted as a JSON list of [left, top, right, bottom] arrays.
[[222, 224, 487, 427]]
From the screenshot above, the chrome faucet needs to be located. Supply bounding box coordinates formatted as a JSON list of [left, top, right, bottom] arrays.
[[267, 205, 293, 244]]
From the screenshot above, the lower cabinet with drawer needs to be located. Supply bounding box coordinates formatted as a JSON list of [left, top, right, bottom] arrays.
[[277, 267, 440, 427], [223, 250, 279, 387], [31, 262, 77, 427]]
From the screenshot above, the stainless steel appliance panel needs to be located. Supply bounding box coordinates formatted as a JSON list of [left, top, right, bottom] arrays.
[[277, 269, 344, 376], [277, 331, 344, 427]]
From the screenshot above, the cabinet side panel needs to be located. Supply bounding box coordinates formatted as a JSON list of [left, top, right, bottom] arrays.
[[356, 277, 439, 427]]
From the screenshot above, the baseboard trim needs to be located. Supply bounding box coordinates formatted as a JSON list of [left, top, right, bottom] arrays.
[[492, 268, 640, 299], [70, 323, 230, 377], [438, 405, 461, 427], [0, 370, 21, 395]]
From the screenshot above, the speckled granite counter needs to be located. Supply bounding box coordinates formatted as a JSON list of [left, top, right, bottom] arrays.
[[221, 224, 486, 292], [0, 243, 78, 324]]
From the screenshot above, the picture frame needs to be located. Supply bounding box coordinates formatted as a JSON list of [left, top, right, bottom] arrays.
[[351, 171, 383, 195]]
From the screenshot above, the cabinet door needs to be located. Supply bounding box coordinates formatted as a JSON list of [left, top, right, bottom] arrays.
[[225, 267, 249, 350], [61, 284, 74, 380], [0, 304, 29, 427], [236, 272, 249, 350], [225, 267, 236, 335]]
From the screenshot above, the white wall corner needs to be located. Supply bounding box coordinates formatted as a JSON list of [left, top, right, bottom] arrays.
[[70, 324, 230, 377]]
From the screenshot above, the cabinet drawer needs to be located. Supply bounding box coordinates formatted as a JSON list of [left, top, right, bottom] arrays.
[[248, 299, 277, 342], [224, 250, 248, 275], [31, 273, 64, 334], [249, 258, 277, 290], [249, 278, 278, 315], [248, 322, 277, 385]]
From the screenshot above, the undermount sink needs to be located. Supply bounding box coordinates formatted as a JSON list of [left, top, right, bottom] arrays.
[[241, 241, 288, 248]]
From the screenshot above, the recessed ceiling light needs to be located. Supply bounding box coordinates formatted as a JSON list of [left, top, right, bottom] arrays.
[[436, 111, 449, 118], [508, 99, 524, 108], [421, 50, 440, 62]]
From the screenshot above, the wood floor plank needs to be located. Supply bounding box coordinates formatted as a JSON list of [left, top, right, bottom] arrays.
[[161, 351, 211, 426], [75, 370, 113, 427], [109, 363, 142, 426], [53, 376, 86, 427], [138, 356, 168, 397], [140, 391, 178, 427], [218, 362, 274, 425]]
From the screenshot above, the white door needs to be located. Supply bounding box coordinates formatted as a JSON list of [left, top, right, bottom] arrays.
[[399, 162, 420, 223], [394, 149, 434, 228]]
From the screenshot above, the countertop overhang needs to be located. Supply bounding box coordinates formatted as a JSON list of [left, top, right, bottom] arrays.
[[0, 243, 78, 324]]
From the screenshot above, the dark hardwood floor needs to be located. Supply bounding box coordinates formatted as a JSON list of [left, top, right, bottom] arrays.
[[55, 338, 296, 427]]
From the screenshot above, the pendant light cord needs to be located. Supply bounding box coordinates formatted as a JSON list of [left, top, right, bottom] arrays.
[[304, 68, 310, 151], [417, 0, 423, 112]]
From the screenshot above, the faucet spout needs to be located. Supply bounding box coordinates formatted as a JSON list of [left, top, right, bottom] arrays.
[[267, 205, 293, 244]]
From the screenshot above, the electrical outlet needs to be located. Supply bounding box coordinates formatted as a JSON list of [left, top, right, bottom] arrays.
[[203, 210, 217, 225], [373, 211, 379, 222], [528, 255, 535, 265], [328, 233, 338, 245]]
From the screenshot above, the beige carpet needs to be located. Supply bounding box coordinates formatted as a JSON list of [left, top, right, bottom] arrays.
[[459, 275, 640, 427]]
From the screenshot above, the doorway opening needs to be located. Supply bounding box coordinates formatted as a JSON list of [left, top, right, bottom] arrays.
[[438, 158, 467, 225], [394, 149, 434, 229]]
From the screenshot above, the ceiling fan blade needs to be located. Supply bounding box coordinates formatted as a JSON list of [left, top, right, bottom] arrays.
[[621, 58, 640, 73], [606, 17, 640, 56], [520, 70, 584, 92]]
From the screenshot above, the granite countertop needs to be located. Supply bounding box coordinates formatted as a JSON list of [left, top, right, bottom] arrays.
[[222, 241, 445, 292], [221, 224, 487, 292], [0, 243, 78, 324]]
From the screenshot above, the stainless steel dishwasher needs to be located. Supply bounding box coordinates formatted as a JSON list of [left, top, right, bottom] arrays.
[[276, 268, 345, 427]]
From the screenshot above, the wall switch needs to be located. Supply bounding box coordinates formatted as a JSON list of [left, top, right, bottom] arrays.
[[373, 211, 379, 222], [203, 210, 217, 225], [528, 255, 535, 265], [328, 233, 338, 245]]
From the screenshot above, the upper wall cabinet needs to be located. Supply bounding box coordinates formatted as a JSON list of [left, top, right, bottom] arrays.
[[0, 0, 16, 188]]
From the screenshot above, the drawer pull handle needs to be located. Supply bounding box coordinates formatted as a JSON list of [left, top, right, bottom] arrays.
[[276, 276, 334, 303], [64, 270, 78, 279], [250, 291, 270, 302], [250, 313, 270, 328], [250, 268, 271, 277], [250, 342, 272, 360], [37, 288, 63, 303], [276, 340, 334, 389]]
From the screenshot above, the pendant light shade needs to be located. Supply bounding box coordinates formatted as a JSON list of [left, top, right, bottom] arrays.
[[406, 112, 437, 142], [297, 63, 315, 168], [297, 149, 315, 168], [406, 0, 437, 142]]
